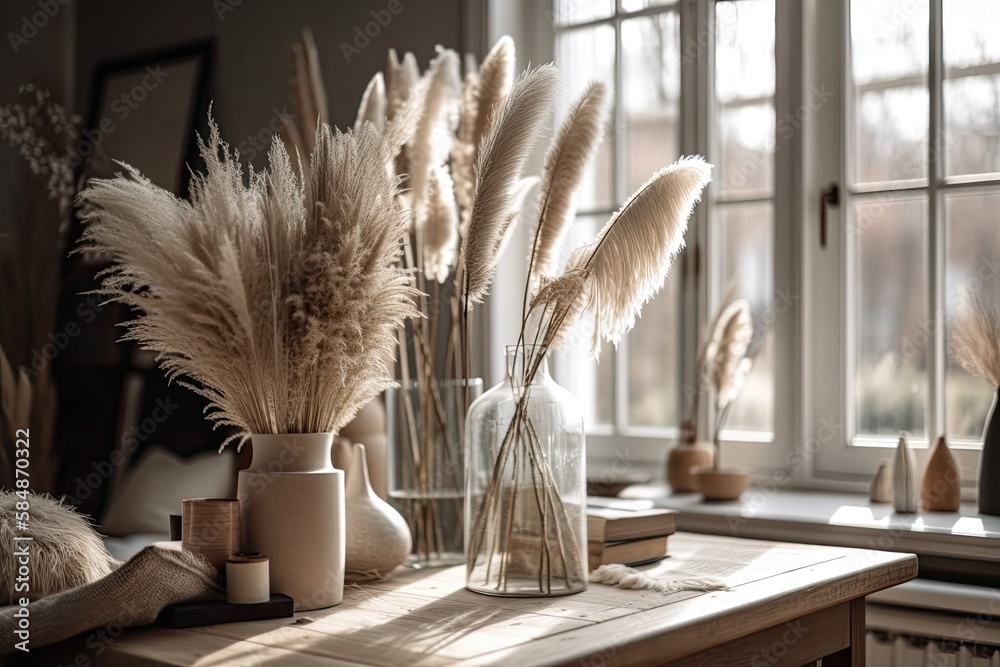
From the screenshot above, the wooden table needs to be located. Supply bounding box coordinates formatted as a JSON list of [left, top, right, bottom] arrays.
[[36, 533, 916, 666]]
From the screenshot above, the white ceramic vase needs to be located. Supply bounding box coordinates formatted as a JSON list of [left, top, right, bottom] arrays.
[[892, 434, 918, 513], [237, 433, 345, 611], [343, 442, 411, 581]]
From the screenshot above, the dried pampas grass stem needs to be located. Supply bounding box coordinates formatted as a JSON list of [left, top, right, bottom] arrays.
[[952, 287, 1000, 387]]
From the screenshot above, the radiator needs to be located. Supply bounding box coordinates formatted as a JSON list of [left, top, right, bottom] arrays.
[[866, 579, 1000, 667]]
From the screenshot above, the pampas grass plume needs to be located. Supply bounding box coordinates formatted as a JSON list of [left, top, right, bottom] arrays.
[[952, 287, 1000, 387]]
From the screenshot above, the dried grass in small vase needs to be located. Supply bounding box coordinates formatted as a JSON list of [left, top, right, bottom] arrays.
[[950, 287, 1000, 515]]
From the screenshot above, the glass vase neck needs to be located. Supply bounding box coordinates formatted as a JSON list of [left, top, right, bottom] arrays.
[[505, 345, 549, 389]]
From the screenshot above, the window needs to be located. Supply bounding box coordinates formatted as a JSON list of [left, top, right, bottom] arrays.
[[502, 0, 997, 487]]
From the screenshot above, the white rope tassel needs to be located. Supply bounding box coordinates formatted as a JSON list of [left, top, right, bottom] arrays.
[[588, 564, 729, 593]]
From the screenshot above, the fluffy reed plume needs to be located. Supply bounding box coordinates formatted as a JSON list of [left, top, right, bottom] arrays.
[[463, 65, 559, 306], [494, 176, 539, 261], [386, 48, 420, 120], [452, 55, 482, 223], [707, 299, 753, 418], [421, 165, 459, 283], [283, 29, 328, 158], [472, 36, 515, 159], [528, 81, 609, 285], [951, 287, 1000, 387], [355, 72, 386, 133], [77, 117, 418, 448], [406, 48, 461, 215], [557, 157, 713, 356]]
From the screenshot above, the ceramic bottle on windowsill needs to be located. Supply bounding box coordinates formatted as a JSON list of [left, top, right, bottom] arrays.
[[666, 420, 713, 493], [979, 388, 1000, 516]]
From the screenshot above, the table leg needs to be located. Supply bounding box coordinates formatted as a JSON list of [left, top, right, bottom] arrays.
[[822, 598, 866, 666]]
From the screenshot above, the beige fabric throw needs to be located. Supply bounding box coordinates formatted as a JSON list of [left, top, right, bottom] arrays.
[[0, 545, 223, 653], [589, 564, 728, 593]]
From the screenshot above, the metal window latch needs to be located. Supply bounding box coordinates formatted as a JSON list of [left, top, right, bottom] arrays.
[[820, 183, 839, 249]]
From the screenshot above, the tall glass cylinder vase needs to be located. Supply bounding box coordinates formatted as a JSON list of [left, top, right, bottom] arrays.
[[465, 345, 587, 597], [387, 378, 483, 567]]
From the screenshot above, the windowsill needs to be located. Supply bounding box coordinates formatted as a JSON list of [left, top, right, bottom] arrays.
[[617, 485, 1000, 564]]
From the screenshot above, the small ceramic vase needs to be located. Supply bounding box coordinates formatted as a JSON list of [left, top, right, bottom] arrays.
[[892, 433, 918, 513], [869, 460, 892, 504], [979, 388, 1000, 516], [666, 420, 714, 493], [343, 442, 411, 582], [921, 435, 960, 511]]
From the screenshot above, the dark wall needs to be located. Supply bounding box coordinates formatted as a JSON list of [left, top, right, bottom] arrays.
[[73, 0, 467, 167]]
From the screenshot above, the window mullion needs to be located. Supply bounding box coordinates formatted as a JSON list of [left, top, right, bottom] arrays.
[[929, 0, 945, 442], [612, 12, 628, 433]]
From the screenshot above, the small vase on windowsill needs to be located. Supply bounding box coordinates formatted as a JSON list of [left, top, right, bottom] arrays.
[[666, 420, 714, 493], [979, 388, 1000, 516]]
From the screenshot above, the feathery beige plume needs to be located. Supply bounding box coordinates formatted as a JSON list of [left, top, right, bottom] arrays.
[[386, 49, 420, 121], [451, 57, 481, 223], [288, 28, 328, 155], [462, 65, 559, 306], [529, 81, 609, 284], [77, 116, 418, 449], [421, 165, 459, 283], [472, 36, 515, 159], [494, 176, 539, 261], [706, 298, 754, 411], [951, 287, 1000, 387], [562, 156, 712, 357], [355, 72, 386, 134], [407, 48, 461, 215]]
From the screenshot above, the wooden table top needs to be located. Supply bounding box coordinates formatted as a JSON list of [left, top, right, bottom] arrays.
[[45, 533, 917, 666]]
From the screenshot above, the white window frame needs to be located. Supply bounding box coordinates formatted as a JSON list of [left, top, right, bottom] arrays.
[[487, 0, 988, 497], [804, 0, 991, 494]]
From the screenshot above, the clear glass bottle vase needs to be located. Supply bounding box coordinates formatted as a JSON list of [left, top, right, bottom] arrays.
[[465, 345, 587, 596]]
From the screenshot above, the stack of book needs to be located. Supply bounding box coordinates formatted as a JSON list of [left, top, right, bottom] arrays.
[[586, 502, 677, 571]]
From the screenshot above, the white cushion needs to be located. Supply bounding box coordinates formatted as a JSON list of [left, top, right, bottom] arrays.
[[99, 445, 236, 537]]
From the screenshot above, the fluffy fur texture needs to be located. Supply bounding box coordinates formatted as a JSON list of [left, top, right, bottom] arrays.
[[952, 287, 1000, 387], [0, 491, 119, 605], [355, 72, 387, 134], [529, 81, 610, 285], [463, 65, 559, 305], [77, 118, 418, 448], [559, 156, 713, 357]]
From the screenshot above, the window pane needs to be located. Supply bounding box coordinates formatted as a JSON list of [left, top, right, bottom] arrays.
[[552, 215, 614, 428], [553, 0, 613, 26], [715, 0, 775, 103], [621, 0, 674, 12], [715, 0, 774, 198], [943, 0, 1000, 70], [854, 86, 928, 183], [622, 12, 680, 193], [718, 104, 774, 197], [944, 75, 1000, 177], [850, 0, 928, 86], [556, 26, 616, 210], [627, 269, 680, 428], [717, 201, 774, 434], [854, 198, 928, 438], [945, 192, 1000, 440]]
